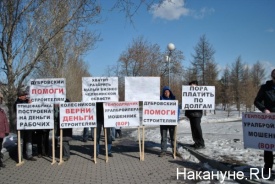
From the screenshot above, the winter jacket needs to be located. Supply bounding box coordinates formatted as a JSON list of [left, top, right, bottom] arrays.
[[185, 110, 203, 118], [254, 80, 275, 113], [0, 108, 9, 138], [96, 102, 104, 123], [160, 86, 180, 120]]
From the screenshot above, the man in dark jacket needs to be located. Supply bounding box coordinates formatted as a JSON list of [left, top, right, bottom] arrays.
[[14, 91, 37, 161], [55, 99, 72, 161], [185, 80, 205, 149], [95, 102, 113, 157], [254, 69, 275, 175]]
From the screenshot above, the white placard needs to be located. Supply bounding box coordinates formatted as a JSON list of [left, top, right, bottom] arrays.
[[125, 77, 160, 101], [59, 102, 97, 128], [142, 100, 178, 126], [104, 101, 140, 128], [17, 104, 54, 130], [242, 112, 275, 151], [29, 78, 66, 104], [182, 85, 215, 110], [82, 77, 118, 102]]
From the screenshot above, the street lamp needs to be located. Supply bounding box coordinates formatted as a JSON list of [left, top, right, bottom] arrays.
[[167, 43, 175, 88]]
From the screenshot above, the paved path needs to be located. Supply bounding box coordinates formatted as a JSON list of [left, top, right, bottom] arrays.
[[0, 134, 198, 184]]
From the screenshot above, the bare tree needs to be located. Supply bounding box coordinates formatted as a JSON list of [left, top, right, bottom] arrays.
[[33, 1, 101, 101], [182, 67, 197, 85], [241, 66, 256, 112], [250, 61, 265, 110], [0, 0, 101, 131], [191, 34, 217, 115], [191, 34, 217, 85], [230, 56, 244, 112], [118, 36, 163, 76], [251, 61, 266, 88], [218, 66, 231, 110], [109, 36, 184, 101]]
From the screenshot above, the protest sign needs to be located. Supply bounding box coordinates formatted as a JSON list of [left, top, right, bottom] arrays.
[[182, 85, 215, 110], [59, 102, 96, 128], [82, 77, 118, 102], [125, 77, 160, 101], [29, 78, 66, 104], [242, 112, 275, 151], [104, 101, 140, 127], [16, 104, 54, 130], [142, 100, 178, 126]]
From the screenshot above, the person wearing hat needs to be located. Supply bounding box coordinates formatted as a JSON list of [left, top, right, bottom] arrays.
[[254, 69, 275, 175], [0, 95, 9, 169], [14, 90, 36, 161]]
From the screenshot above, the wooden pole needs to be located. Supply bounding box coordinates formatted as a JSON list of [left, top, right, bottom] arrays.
[[16, 130, 24, 166], [51, 129, 56, 165], [104, 128, 108, 163], [142, 126, 145, 161], [58, 129, 63, 165], [94, 127, 97, 164], [138, 127, 141, 161]]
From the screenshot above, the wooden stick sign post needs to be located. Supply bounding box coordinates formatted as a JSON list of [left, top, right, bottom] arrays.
[[58, 129, 64, 165], [51, 126, 56, 165], [104, 128, 109, 163], [93, 128, 97, 164], [138, 127, 142, 161], [16, 104, 54, 166], [142, 100, 179, 160], [103, 101, 140, 161], [16, 130, 24, 166]]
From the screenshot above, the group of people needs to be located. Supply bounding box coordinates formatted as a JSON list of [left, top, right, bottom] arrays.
[[13, 92, 73, 162], [0, 72, 274, 175], [158, 71, 275, 177], [158, 80, 205, 158]]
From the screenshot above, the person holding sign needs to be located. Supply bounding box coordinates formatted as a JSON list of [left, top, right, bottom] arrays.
[[0, 103, 9, 169], [185, 81, 205, 149], [159, 86, 180, 157], [55, 99, 73, 161], [14, 90, 37, 161], [254, 69, 275, 175], [95, 102, 113, 157]]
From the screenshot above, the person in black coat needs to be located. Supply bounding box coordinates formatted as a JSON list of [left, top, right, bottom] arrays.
[[55, 99, 72, 161], [14, 91, 37, 161], [95, 102, 113, 157], [185, 80, 205, 149], [254, 69, 275, 175]]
